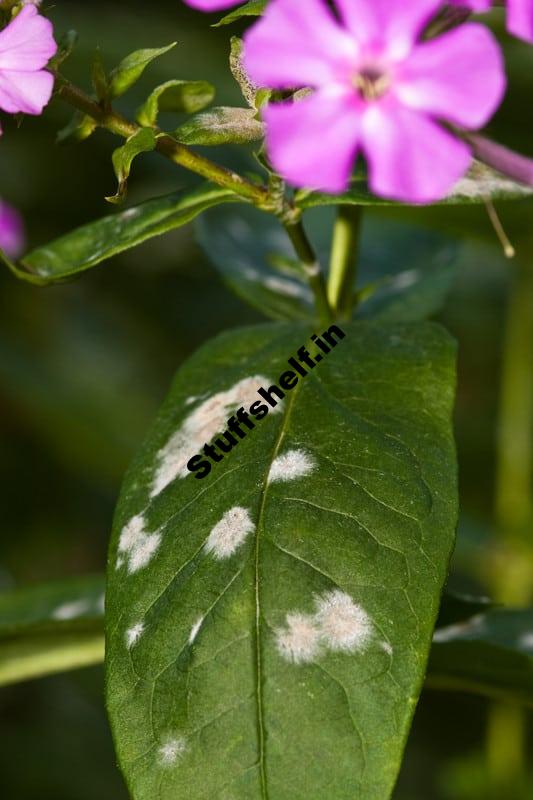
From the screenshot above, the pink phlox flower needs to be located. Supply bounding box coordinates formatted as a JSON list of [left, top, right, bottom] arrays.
[[450, 0, 533, 43], [0, 5, 57, 132], [243, 0, 506, 203], [0, 200, 25, 258], [182, 0, 243, 10]]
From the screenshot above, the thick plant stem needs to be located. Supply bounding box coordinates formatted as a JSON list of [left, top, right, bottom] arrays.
[[487, 262, 533, 796], [327, 206, 362, 319], [55, 76, 272, 207], [283, 220, 333, 326]]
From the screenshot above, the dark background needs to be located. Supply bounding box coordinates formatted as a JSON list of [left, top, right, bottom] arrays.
[[0, 2, 531, 798]]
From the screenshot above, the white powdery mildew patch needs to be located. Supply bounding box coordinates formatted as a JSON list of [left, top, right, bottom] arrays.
[[276, 590, 374, 664], [158, 736, 187, 766], [125, 622, 144, 649], [205, 506, 255, 559], [315, 590, 373, 653], [268, 448, 316, 484], [151, 375, 280, 497], [275, 613, 322, 664], [380, 641, 393, 656], [117, 513, 162, 574], [189, 616, 203, 644], [52, 599, 90, 621]]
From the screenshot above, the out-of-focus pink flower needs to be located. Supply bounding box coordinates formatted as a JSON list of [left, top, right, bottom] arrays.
[[182, 0, 242, 10], [0, 200, 25, 257], [450, 0, 533, 43], [244, 0, 506, 203], [0, 5, 57, 131]]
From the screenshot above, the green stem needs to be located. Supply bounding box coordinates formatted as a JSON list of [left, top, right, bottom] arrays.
[[283, 220, 333, 326], [327, 206, 362, 319], [487, 261, 533, 795]]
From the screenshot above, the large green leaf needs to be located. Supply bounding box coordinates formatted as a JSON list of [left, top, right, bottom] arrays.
[[109, 43, 177, 99], [106, 321, 458, 800], [175, 107, 264, 146], [429, 607, 533, 707], [0, 574, 105, 686], [136, 80, 216, 127], [0, 184, 242, 285], [197, 204, 459, 321]]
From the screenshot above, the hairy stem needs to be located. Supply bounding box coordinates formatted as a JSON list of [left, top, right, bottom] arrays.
[[327, 206, 363, 319], [283, 220, 333, 325]]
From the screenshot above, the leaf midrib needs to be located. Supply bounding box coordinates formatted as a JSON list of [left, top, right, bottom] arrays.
[[253, 376, 301, 799]]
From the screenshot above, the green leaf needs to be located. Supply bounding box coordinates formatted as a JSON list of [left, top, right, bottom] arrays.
[[106, 127, 157, 205], [91, 48, 109, 103], [136, 80, 215, 127], [230, 37, 267, 110], [296, 163, 533, 209], [56, 111, 97, 144], [109, 43, 177, 100], [0, 575, 105, 686], [106, 320, 458, 800], [49, 29, 78, 70], [197, 204, 459, 322], [215, 0, 267, 26], [0, 184, 242, 285], [175, 107, 264, 146], [429, 608, 533, 707]]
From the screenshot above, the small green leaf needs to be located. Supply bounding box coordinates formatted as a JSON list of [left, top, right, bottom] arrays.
[[0, 575, 105, 686], [215, 0, 267, 26], [230, 37, 261, 109], [0, 184, 243, 285], [136, 80, 215, 127], [106, 127, 157, 205], [49, 29, 78, 70], [57, 111, 97, 144], [91, 48, 109, 103], [106, 320, 458, 800], [295, 163, 533, 209], [109, 43, 177, 100], [429, 607, 533, 706], [175, 106, 264, 146]]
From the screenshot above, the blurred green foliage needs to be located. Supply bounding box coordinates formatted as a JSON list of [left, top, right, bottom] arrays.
[[0, 2, 531, 798]]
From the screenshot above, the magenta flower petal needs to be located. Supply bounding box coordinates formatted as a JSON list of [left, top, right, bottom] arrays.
[[0, 68, 54, 114], [183, 0, 242, 9], [362, 101, 472, 203], [335, 0, 444, 55], [0, 200, 25, 258], [264, 92, 361, 193], [0, 5, 56, 71], [396, 23, 506, 129], [244, 0, 357, 89], [508, 0, 533, 43]]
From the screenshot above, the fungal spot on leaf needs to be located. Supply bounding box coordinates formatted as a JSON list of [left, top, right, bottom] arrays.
[[205, 506, 255, 559], [189, 616, 203, 644], [151, 375, 280, 497], [158, 736, 187, 766], [126, 622, 144, 649], [276, 590, 374, 664], [275, 612, 322, 664], [315, 590, 373, 653], [118, 513, 161, 574], [52, 599, 90, 620], [268, 448, 316, 483]]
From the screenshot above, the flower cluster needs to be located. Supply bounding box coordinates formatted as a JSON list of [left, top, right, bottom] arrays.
[[179, 0, 521, 202], [0, 4, 57, 134]]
